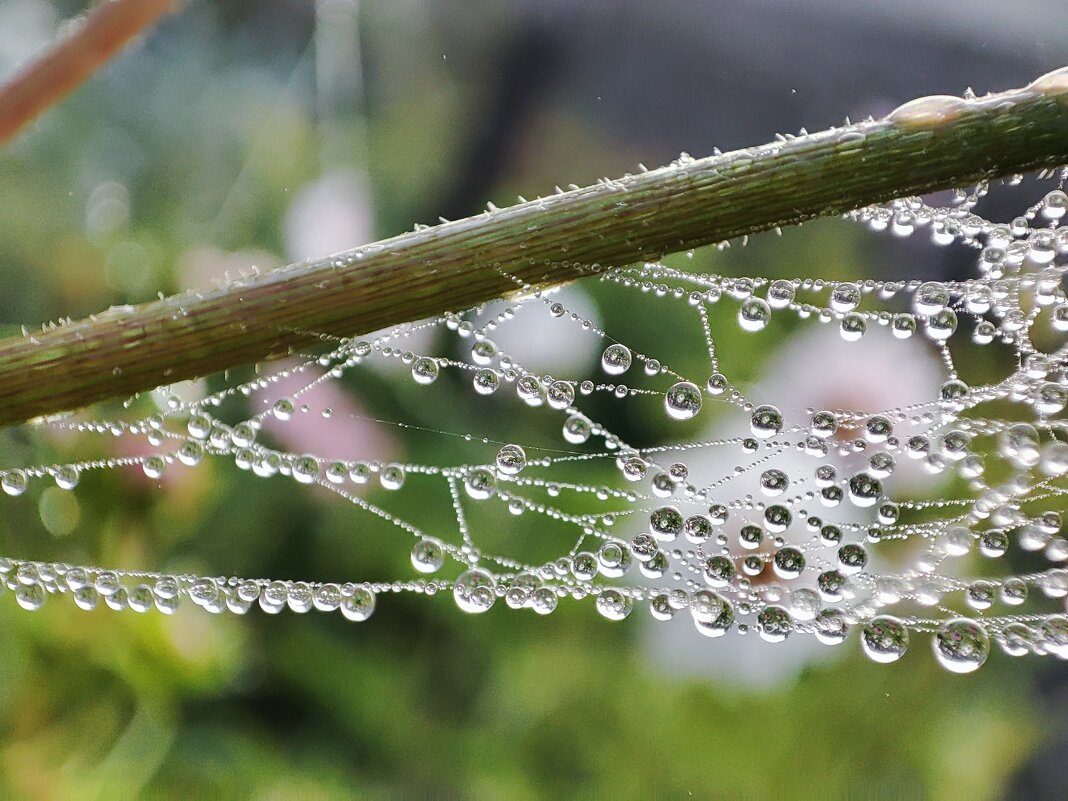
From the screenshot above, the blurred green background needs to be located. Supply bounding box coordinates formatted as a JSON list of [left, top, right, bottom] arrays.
[[1, 1, 1067, 798]]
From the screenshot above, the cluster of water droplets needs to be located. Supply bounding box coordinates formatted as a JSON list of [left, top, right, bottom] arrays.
[[4, 169, 1068, 673]]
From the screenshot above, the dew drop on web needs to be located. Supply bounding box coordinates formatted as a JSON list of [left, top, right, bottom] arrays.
[[2, 168, 1067, 677]]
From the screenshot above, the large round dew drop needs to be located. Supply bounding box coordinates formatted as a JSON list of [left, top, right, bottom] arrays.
[[454, 568, 497, 614], [738, 297, 771, 332], [933, 618, 990, 673], [495, 444, 527, 475], [750, 404, 783, 439], [601, 343, 632, 375], [664, 381, 702, 420], [596, 589, 633, 621], [861, 616, 909, 663]]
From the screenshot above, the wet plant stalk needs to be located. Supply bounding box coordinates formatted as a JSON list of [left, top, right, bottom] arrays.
[[0, 72, 1066, 426]]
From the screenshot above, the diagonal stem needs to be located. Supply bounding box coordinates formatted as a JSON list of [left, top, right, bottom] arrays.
[[0, 69, 1066, 427]]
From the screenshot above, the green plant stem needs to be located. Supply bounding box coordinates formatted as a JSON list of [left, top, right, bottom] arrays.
[[1, 74, 1067, 427]]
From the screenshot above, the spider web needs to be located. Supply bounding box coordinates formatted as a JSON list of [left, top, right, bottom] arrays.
[[3, 172, 1068, 674]]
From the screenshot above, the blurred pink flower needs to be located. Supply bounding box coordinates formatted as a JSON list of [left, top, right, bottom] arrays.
[[255, 360, 397, 465]]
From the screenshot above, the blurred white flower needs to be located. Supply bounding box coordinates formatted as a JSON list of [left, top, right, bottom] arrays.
[[475, 285, 603, 378], [284, 169, 373, 263], [0, 0, 57, 76], [641, 321, 946, 689]]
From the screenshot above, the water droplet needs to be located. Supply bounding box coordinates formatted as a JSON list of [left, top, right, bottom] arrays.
[[938, 526, 973, 557], [708, 503, 728, 525], [54, 465, 79, 490], [865, 415, 892, 443], [1, 469, 29, 497], [739, 524, 763, 550], [932, 618, 989, 673], [750, 404, 783, 438], [596, 589, 632, 621], [1001, 423, 1041, 468], [665, 381, 702, 420], [142, 457, 165, 480], [925, 308, 957, 341], [516, 375, 544, 406], [1036, 383, 1067, 415], [464, 467, 497, 500], [649, 506, 683, 541], [73, 585, 99, 611], [621, 456, 647, 481], [738, 297, 771, 332], [472, 369, 500, 395], [847, 472, 881, 508], [531, 587, 558, 616], [702, 555, 735, 588], [997, 624, 1034, 657], [690, 589, 725, 624], [454, 568, 496, 614], [764, 504, 792, 533], [757, 605, 792, 643], [683, 514, 713, 543], [470, 338, 498, 366], [773, 546, 805, 579], [411, 357, 440, 385], [767, 279, 796, 308], [380, 464, 406, 490], [178, 440, 204, 467], [914, 282, 950, 315], [601, 344, 632, 375], [1040, 616, 1068, 657], [814, 609, 849, 645], [313, 583, 343, 612], [292, 455, 320, 484], [340, 587, 376, 621], [547, 380, 575, 410], [187, 413, 212, 439], [649, 592, 675, 621], [496, 444, 527, 475], [861, 616, 909, 663], [965, 580, 994, 609], [888, 95, 968, 129], [562, 414, 592, 444], [706, 373, 728, 395], [1041, 189, 1068, 221], [837, 543, 868, 574], [817, 570, 846, 602], [830, 283, 861, 313], [819, 524, 842, 545], [571, 552, 598, 581], [273, 398, 295, 420], [979, 530, 1009, 558], [412, 538, 445, 573], [840, 312, 866, 341], [230, 422, 256, 448], [694, 596, 734, 638], [892, 313, 916, 339], [15, 582, 46, 611]]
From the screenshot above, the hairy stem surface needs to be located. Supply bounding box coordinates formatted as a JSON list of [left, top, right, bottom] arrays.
[[1, 71, 1067, 426]]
